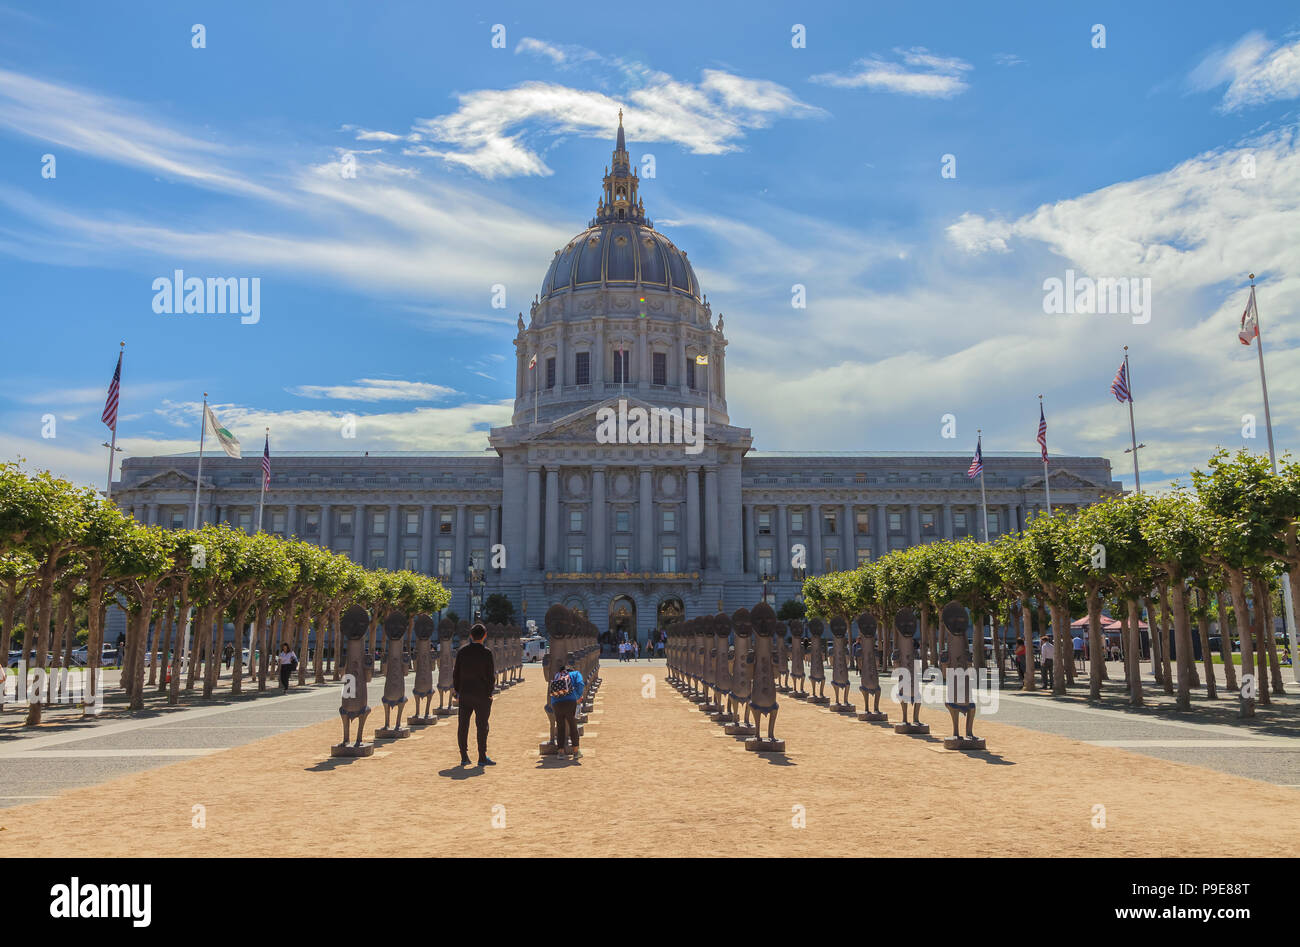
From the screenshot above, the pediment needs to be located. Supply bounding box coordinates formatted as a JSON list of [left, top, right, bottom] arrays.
[[131, 467, 199, 490], [1025, 468, 1110, 492]]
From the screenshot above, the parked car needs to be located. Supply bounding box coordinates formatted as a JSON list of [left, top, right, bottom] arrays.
[[70, 644, 120, 666]]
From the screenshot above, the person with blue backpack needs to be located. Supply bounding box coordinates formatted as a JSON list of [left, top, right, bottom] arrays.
[[547, 653, 585, 760]]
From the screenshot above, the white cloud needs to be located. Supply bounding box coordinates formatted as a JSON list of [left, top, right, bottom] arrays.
[[811, 47, 972, 98], [1189, 31, 1300, 111], [288, 378, 460, 402]]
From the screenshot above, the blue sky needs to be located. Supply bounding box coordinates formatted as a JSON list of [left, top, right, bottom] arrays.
[[1, 0, 1298, 491]]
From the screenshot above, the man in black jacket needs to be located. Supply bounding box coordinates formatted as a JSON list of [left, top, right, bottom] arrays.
[[452, 623, 496, 766]]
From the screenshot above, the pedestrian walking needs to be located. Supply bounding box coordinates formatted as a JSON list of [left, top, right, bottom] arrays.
[[278, 643, 297, 692], [1041, 637, 1055, 689], [452, 622, 495, 767]]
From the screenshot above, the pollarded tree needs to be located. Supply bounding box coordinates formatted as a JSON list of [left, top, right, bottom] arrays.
[[1066, 498, 1125, 700], [1140, 492, 1211, 711], [1021, 510, 1074, 696], [108, 524, 176, 711], [993, 531, 1038, 692]]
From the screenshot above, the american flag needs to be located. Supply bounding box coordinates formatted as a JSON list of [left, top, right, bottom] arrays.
[[1111, 360, 1131, 403], [101, 349, 122, 432], [966, 436, 983, 479], [1037, 404, 1048, 464], [261, 434, 271, 490]]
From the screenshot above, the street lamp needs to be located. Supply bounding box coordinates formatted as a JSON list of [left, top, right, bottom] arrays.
[[466, 556, 484, 622], [759, 571, 776, 605]]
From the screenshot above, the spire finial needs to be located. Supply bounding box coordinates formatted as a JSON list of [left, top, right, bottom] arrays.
[[618, 108, 623, 125]]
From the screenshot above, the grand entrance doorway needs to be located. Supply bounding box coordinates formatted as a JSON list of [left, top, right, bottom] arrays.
[[608, 595, 636, 644]]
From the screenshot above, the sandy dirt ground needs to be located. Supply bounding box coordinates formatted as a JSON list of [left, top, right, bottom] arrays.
[[2, 664, 1297, 858]]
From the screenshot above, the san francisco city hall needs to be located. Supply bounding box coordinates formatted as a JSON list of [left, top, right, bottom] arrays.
[[111, 118, 1121, 643]]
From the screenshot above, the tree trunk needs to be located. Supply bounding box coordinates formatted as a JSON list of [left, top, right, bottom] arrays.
[[1264, 587, 1285, 695], [25, 576, 57, 726], [1214, 586, 1237, 692], [156, 599, 176, 694], [1020, 600, 1036, 691], [313, 609, 328, 684], [1248, 578, 1271, 706], [1157, 583, 1174, 695], [1087, 588, 1104, 700], [1144, 595, 1163, 687], [1227, 571, 1255, 716], [1049, 599, 1067, 696], [1170, 577, 1196, 711], [1125, 598, 1144, 706], [1194, 587, 1217, 700], [169, 593, 189, 706]]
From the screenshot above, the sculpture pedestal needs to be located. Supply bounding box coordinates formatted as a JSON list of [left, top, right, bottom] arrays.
[[701, 702, 721, 714], [745, 737, 786, 753], [791, 687, 808, 700], [724, 722, 757, 736], [375, 727, 410, 740], [689, 694, 708, 704], [331, 742, 374, 757], [943, 735, 986, 751], [434, 706, 454, 717], [831, 703, 856, 714], [539, 741, 558, 755], [893, 722, 930, 735], [857, 711, 888, 722], [408, 715, 436, 726], [809, 695, 830, 705], [710, 711, 737, 724]]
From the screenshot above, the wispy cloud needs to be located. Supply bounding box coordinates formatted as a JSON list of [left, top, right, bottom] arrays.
[[810, 47, 972, 98], [1189, 31, 1300, 111], [287, 378, 461, 402]]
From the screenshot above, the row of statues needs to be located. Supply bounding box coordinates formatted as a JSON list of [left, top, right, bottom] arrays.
[[332, 611, 525, 757], [665, 601, 985, 751], [538, 604, 602, 757], [666, 602, 785, 752]]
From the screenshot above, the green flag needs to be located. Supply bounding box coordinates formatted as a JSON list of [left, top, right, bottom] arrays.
[[204, 404, 242, 458]]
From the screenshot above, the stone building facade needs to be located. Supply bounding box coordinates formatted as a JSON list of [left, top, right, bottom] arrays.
[[111, 118, 1121, 644]]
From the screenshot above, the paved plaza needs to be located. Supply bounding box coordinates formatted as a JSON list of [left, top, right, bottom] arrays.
[[1, 661, 1297, 857]]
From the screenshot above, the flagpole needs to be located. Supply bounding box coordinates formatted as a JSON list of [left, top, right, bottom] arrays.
[[1039, 394, 1052, 516], [256, 427, 268, 533], [977, 430, 990, 542], [192, 393, 208, 528], [1247, 273, 1299, 682], [1123, 347, 1142, 495], [105, 341, 124, 499]]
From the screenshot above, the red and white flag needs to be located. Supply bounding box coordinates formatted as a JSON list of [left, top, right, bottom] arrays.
[[528, 353, 537, 369], [1239, 286, 1259, 346]]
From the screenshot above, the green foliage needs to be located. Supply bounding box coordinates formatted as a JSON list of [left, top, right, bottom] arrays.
[[483, 593, 515, 625]]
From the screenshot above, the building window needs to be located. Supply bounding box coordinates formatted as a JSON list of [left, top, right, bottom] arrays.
[[304, 511, 319, 536], [616, 510, 631, 533], [372, 511, 386, 535], [888, 512, 903, 532], [954, 510, 968, 531], [437, 549, 452, 578], [575, 351, 590, 386], [661, 546, 677, 571], [405, 511, 420, 535], [988, 511, 1000, 534], [473, 512, 487, 534], [471, 548, 485, 570], [615, 546, 631, 571], [370, 550, 385, 568], [790, 511, 804, 533], [403, 552, 419, 572], [823, 510, 837, 534], [758, 548, 773, 576], [652, 352, 667, 386], [546, 357, 556, 389], [613, 349, 630, 383], [570, 510, 583, 532], [662, 508, 675, 532], [439, 511, 453, 534], [855, 510, 870, 535], [686, 358, 696, 389], [857, 548, 872, 566], [339, 510, 353, 536], [823, 550, 839, 573], [272, 511, 286, 534], [238, 511, 252, 531], [920, 511, 936, 536], [758, 510, 771, 535], [568, 547, 584, 572]]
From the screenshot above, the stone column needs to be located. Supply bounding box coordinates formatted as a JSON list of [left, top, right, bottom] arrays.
[[1006, 503, 1017, 536], [353, 504, 365, 563], [809, 503, 822, 575], [525, 468, 541, 570], [286, 503, 298, 539], [843, 502, 855, 565], [875, 503, 888, 559], [676, 324, 686, 395], [1010, 502, 1022, 533], [454, 505, 467, 577], [320, 503, 332, 552], [745, 504, 757, 575], [638, 467, 654, 571], [544, 469, 559, 570], [637, 317, 649, 392], [144, 502, 156, 526], [386, 502, 399, 567], [704, 467, 720, 571], [942, 502, 954, 540], [490, 503, 500, 563], [422, 505, 435, 574], [556, 327, 566, 391], [592, 468, 607, 571], [908, 504, 920, 547], [685, 467, 701, 570], [776, 502, 788, 581]]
